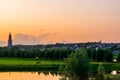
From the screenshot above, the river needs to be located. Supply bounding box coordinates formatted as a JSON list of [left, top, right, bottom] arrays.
[[0, 70, 118, 80], [0, 72, 61, 80]]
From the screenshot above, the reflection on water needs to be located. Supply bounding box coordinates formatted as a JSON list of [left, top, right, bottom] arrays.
[[0, 72, 61, 80], [0, 71, 119, 80]]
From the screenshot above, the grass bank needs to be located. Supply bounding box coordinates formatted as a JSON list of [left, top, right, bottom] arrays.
[[0, 58, 120, 71], [91, 62, 120, 71], [0, 58, 63, 71]]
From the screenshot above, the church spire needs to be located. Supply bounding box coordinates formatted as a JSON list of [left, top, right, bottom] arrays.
[[9, 32, 12, 40], [8, 32, 12, 48]]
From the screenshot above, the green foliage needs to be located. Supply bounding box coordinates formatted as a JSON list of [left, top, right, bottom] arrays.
[[0, 47, 115, 62], [0, 58, 63, 65], [95, 63, 106, 80], [104, 49, 113, 62], [111, 74, 120, 80], [0, 47, 73, 60], [117, 51, 120, 62], [87, 48, 95, 60], [96, 49, 105, 61], [87, 48, 113, 62], [59, 49, 89, 80], [0, 58, 63, 71], [1, 58, 120, 72]]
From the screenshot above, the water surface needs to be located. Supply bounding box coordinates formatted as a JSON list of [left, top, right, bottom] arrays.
[[0, 72, 61, 80]]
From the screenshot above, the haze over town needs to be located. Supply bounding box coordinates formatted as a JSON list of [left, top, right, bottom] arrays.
[[0, 0, 120, 46]]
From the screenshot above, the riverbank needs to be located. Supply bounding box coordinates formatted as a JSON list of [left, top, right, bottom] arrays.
[[0, 58, 63, 71], [0, 58, 120, 71], [91, 62, 120, 71]]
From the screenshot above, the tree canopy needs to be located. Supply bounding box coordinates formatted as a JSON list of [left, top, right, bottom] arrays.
[[59, 49, 89, 80]]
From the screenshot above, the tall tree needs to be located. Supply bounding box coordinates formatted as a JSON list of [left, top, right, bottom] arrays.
[[117, 51, 120, 62], [95, 63, 106, 80], [59, 49, 89, 80], [104, 49, 113, 62]]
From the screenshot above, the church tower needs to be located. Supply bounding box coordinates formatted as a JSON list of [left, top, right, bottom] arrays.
[[8, 32, 12, 48]]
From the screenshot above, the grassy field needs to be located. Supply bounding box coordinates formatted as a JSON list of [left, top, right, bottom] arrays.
[[91, 62, 120, 71], [0, 58, 120, 71], [0, 58, 63, 71], [0, 58, 63, 65]]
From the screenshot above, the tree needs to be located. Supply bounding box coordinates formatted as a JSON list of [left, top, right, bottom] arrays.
[[104, 49, 113, 62], [91, 50, 96, 61], [95, 63, 106, 80], [59, 49, 89, 80], [117, 51, 120, 62], [96, 49, 105, 61], [87, 48, 94, 59]]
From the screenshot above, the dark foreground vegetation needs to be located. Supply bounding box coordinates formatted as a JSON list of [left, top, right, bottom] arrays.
[[0, 47, 120, 79], [59, 49, 120, 80], [0, 47, 72, 59], [0, 64, 59, 71], [0, 58, 120, 72], [0, 58, 62, 71], [0, 47, 119, 62]]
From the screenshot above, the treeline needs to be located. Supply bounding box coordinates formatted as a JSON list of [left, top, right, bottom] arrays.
[[87, 48, 113, 62], [0, 47, 72, 59], [0, 47, 119, 62]]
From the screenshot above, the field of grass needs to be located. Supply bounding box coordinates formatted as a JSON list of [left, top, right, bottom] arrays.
[[0, 58, 120, 71], [0, 58, 63, 65], [0, 58, 63, 71], [91, 62, 120, 71]]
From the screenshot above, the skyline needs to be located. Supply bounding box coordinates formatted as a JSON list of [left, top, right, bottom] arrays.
[[0, 0, 120, 46]]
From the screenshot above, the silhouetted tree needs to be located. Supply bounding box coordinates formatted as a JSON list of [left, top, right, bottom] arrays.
[[104, 49, 113, 62], [59, 49, 89, 80]]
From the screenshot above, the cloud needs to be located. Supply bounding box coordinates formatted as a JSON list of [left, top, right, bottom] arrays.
[[0, 41, 7, 46], [13, 33, 59, 45], [13, 33, 40, 45], [39, 28, 44, 32], [60, 40, 71, 44], [38, 33, 59, 41]]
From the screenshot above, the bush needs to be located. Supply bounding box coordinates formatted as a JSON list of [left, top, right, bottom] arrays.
[[59, 49, 89, 80]]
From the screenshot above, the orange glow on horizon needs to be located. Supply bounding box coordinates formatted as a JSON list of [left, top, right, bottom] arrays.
[[0, 0, 120, 45]]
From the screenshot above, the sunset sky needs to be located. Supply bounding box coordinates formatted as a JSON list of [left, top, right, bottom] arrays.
[[0, 0, 120, 46]]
